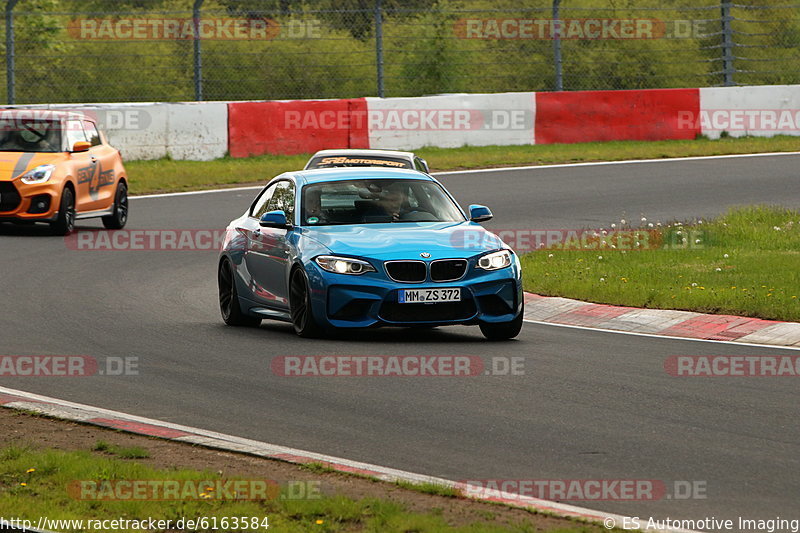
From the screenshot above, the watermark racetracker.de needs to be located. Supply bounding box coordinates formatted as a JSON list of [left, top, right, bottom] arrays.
[[665, 355, 800, 377], [67, 17, 322, 41], [271, 355, 525, 377], [457, 479, 707, 501], [65, 229, 230, 251], [0, 107, 153, 134], [282, 108, 533, 131], [0, 355, 138, 377], [450, 228, 705, 252], [678, 109, 800, 134], [67, 479, 322, 501], [453, 18, 709, 40]]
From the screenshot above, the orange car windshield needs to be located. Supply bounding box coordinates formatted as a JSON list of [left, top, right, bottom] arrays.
[[0, 119, 63, 153]]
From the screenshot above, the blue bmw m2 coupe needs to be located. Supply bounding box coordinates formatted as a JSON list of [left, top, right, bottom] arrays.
[[218, 167, 523, 340]]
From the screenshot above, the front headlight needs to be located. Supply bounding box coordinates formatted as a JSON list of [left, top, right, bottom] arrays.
[[477, 250, 513, 271], [20, 164, 56, 185], [315, 255, 376, 275]]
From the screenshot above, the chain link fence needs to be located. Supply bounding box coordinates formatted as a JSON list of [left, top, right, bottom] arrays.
[[2, 0, 799, 104]]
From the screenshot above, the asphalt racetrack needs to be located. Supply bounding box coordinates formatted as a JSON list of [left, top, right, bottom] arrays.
[[2, 154, 800, 523]]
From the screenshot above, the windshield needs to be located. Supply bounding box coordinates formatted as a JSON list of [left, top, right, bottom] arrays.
[[301, 179, 465, 226], [307, 155, 412, 170], [0, 119, 63, 153]]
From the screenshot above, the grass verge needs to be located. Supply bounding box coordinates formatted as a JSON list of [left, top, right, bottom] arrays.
[[520, 206, 800, 322], [0, 412, 605, 533], [125, 136, 800, 195], [0, 446, 589, 533]]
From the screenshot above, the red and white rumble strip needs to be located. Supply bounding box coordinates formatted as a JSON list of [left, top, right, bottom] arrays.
[[523, 293, 800, 348], [0, 386, 697, 533]]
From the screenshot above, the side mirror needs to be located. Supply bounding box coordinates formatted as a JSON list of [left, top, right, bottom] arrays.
[[260, 210, 291, 228], [469, 204, 493, 223], [72, 141, 91, 153]]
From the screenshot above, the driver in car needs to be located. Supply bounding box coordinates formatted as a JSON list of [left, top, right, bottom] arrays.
[[379, 186, 407, 221], [305, 188, 328, 225]]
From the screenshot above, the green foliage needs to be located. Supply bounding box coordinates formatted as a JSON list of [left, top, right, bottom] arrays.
[[91, 441, 151, 459], [5, 0, 798, 103]]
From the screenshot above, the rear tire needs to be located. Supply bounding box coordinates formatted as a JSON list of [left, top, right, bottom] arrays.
[[479, 307, 523, 341], [218, 259, 261, 327], [50, 187, 75, 236], [289, 268, 325, 338], [102, 181, 128, 230]]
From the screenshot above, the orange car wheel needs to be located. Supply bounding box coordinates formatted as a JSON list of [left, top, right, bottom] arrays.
[[50, 187, 75, 236]]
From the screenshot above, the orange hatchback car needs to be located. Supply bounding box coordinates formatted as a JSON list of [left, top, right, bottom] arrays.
[[0, 110, 128, 235]]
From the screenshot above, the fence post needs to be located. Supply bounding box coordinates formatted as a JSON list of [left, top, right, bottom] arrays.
[[552, 0, 563, 91], [193, 0, 204, 101], [5, 0, 19, 104], [375, 0, 384, 97], [720, 0, 734, 86]]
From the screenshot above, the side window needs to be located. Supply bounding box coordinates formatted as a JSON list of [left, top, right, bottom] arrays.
[[250, 183, 277, 219], [83, 121, 102, 146], [65, 120, 87, 150], [414, 157, 426, 172], [268, 181, 296, 223]]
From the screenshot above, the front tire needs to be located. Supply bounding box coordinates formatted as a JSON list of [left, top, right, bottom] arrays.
[[289, 268, 324, 338], [218, 259, 261, 327], [102, 181, 128, 230], [50, 187, 75, 236], [479, 307, 523, 341]]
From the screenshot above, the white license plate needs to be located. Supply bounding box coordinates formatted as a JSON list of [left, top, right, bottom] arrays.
[[398, 288, 461, 304]]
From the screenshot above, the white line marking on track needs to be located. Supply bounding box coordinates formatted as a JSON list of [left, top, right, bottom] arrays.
[[130, 151, 800, 199], [434, 150, 800, 175], [131, 185, 263, 200], [523, 319, 800, 351]]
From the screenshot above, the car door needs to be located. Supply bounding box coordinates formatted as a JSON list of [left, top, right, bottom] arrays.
[[64, 119, 97, 213], [83, 120, 118, 211], [245, 180, 296, 309]]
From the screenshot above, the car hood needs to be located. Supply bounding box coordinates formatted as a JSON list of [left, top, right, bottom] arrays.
[[0, 152, 66, 181], [301, 221, 508, 261]]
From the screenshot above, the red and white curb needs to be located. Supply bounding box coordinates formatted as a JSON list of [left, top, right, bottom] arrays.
[[0, 386, 696, 533], [524, 293, 800, 349]]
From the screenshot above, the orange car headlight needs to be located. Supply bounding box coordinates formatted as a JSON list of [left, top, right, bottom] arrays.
[[19, 164, 56, 185]]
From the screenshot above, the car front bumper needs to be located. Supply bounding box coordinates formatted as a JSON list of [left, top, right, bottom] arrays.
[[0, 180, 60, 222], [306, 260, 523, 329]]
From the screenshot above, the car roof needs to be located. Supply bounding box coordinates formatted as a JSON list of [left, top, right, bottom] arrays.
[[309, 149, 417, 159], [293, 167, 434, 185], [0, 109, 91, 122]]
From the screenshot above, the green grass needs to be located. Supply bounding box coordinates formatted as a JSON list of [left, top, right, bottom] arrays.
[[125, 136, 800, 195], [91, 440, 151, 459], [0, 446, 600, 533], [395, 480, 462, 498], [520, 206, 800, 322], [299, 461, 338, 475]]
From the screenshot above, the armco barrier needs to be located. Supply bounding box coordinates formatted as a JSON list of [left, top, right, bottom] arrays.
[[5, 84, 798, 161], [227, 98, 369, 157], [91, 103, 171, 161], [164, 103, 229, 160], [699, 85, 800, 139], [534, 88, 701, 144], [5, 102, 227, 161], [365, 92, 536, 150]]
